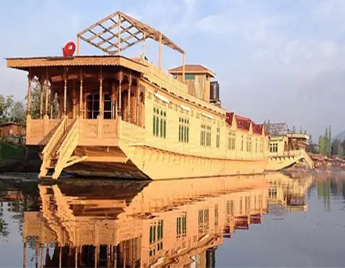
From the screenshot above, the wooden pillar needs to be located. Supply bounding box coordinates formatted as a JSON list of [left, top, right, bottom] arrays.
[[23, 240, 27, 268], [59, 246, 62, 268], [118, 75, 122, 118], [27, 72, 32, 115], [72, 81, 76, 119], [136, 84, 140, 126], [63, 68, 67, 116], [35, 241, 39, 268], [45, 68, 49, 115], [182, 52, 186, 82], [142, 33, 146, 57], [39, 77, 44, 118], [40, 244, 44, 268], [118, 14, 121, 55], [50, 88, 54, 119], [79, 69, 83, 117], [111, 82, 115, 119], [113, 245, 117, 268], [158, 34, 162, 70], [128, 74, 131, 122], [74, 247, 78, 268], [99, 67, 103, 118], [77, 36, 80, 56]]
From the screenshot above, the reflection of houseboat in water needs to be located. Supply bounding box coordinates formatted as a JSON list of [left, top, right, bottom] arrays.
[[23, 175, 268, 267], [6, 11, 269, 180], [267, 173, 313, 212]]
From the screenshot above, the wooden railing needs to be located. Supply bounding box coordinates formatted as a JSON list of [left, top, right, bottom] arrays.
[[146, 64, 188, 93], [52, 118, 79, 179], [79, 118, 119, 139], [120, 120, 145, 143], [39, 117, 67, 177], [269, 150, 303, 158]]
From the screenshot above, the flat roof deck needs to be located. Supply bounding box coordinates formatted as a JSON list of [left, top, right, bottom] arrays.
[[6, 55, 148, 74]]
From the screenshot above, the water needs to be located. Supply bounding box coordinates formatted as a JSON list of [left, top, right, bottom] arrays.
[[0, 172, 344, 268]]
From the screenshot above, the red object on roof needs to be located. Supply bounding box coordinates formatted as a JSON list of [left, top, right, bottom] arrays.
[[225, 112, 268, 135], [63, 42, 76, 57]]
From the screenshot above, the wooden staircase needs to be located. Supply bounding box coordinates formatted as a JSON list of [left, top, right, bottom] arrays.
[[39, 117, 86, 179]]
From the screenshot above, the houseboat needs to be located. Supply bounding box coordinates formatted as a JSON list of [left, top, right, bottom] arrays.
[[23, 175, 269, 268], [6, 11, 269, 180]]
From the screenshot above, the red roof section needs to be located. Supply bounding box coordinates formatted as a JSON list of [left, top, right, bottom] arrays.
[[225, 112, 266, 135]]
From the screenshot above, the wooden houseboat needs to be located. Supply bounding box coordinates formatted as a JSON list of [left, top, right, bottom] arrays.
[[23, 175, 269, 268], [6, 11, 269, 180]]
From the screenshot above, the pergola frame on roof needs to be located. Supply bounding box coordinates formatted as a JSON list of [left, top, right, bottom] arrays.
[[77, 11, 186, 79]]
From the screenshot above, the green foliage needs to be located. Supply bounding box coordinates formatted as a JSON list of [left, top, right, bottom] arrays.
[[0, 142, 24, 160], [318, 135, 325, 154], [10, 101, 26, 126], [27, 82, 59, 119], [338, 144, 344, 159], [0, 95, 14, 122]]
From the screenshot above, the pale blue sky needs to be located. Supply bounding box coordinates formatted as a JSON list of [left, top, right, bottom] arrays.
[[1, 0, 344, 139]]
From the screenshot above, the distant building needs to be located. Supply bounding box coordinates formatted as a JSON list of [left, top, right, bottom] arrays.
[[0, 122, 24, 138], [267, 123, 289, 136]]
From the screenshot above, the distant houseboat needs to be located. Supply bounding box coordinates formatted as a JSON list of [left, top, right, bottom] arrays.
[[6, 11, 269, 180]]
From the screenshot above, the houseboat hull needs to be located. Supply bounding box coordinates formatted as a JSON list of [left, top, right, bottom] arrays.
[[63, 144, 268, 180]]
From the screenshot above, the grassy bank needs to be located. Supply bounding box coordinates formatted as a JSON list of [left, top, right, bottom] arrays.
[[0, 142, 40, 172]]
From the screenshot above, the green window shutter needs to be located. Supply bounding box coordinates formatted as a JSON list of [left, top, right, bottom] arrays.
[[185, 74, 195, 80]]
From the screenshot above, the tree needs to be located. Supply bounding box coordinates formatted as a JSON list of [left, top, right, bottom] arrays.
[[28, 82, 59, 119], [318, 135, 325, 154], [324, 127, 329, 157], [0, 95, 14, 122], [328, 125, 332, 155], [10, 101, 25, 125], [338, 143, 344, 159], [332, 139, 341, 156]]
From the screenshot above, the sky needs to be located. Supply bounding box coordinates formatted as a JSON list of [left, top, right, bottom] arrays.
[[0, 0, 344, 139]]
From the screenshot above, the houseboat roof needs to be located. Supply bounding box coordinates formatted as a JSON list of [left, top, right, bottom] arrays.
[[6, 55, 148, 74], [169, 64, 216, 77], [77, 11, 184, 55]]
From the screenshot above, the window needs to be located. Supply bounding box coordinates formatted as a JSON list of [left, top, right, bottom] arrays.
[[245, 196, 250, 214], [228, 132, 236, 150], [86, 94, 100, 119], [246, 137, 252, 152], [149, 220, 164, 256], [255, 138, 258, 153], [176, 214, 187, 238], [214, 204, 219, 227], [239, 197, 243, 214], [179, 117, 189, 143], [269, 143, 278, 153], [103, 94, 111, 119], [216, 128, 220, 148], [153, 107, 167, 138], [241, 135, 244, 151], [260, 139, 264, 152], [185, 74, 195, 80], [226, 200, 234, 216], [198, 209, 209, 234], [200, 124, 211, 146]]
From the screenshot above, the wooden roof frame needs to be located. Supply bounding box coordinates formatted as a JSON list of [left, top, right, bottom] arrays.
[[77, 11, 185, 56]]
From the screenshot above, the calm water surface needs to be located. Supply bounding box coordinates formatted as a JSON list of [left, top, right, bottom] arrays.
[[0, 172, 344, 268]]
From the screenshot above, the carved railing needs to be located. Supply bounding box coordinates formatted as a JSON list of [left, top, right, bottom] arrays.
[[52, 118, 79, 179], [146, 64, 188, 93], [120, 120, 145, 143], [79, 118, 118, 139], [39, 117, 67, 177], [269, 150, 303, 158], [28, 119, 44, 139], [101, 119, 118, 138]]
